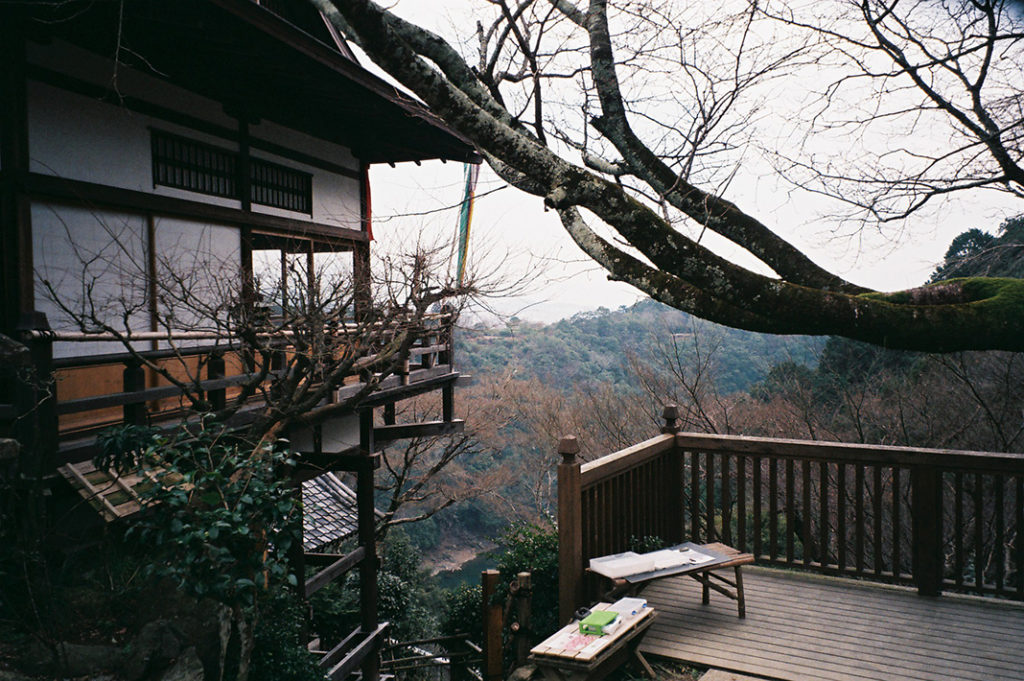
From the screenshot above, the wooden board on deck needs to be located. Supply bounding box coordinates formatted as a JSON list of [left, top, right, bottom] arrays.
[[639, 566, 1024, 681]]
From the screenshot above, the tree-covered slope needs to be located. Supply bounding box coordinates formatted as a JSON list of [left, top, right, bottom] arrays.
[[457, 299, 823, 395]]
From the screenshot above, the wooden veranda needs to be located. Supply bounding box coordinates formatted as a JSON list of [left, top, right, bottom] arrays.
[[639, 567, 1024, 681], [556, 406, 1024, 681]]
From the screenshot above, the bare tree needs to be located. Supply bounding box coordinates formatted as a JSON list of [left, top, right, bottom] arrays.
[[313, 0, 1024, 352], [758, 0, 1024, 224]]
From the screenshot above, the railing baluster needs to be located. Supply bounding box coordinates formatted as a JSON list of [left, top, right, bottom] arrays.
[[803, 460, 812, 566], [820, 461, 829, 570], [770, 457, 779, 562], [706, 453, 716, 542], [955, 472, 965, 589], [855, 465, 865, 576], [737, 455, 747, 552], [690, 450, 700, 542], [996, 474, 1005, 594], [753, 456, 762, 559], [786, 459, 795, 563], [892, 466, 902, 579], [838, 463, 847, 573], [1017, 477, 1023, 597], [975, 473, 984, 592], [874, 466, 884, 577], [722, 453, 732, 545]]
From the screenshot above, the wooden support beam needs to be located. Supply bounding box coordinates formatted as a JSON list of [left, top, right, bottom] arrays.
[[305, 546, 366, 597], [373, 419, 464, 445], [294, 451, 381, 474], [323, 623, 389, 681]]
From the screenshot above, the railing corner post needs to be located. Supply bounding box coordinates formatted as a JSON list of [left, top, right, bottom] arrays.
[[662, 405, 685, 544], [911, 464, 943, 597], [661, 403, 681, 434], [557, 435, 583, 625]]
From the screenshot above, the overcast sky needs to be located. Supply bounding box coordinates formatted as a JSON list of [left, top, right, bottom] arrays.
[[364, 2, 1022, 324]]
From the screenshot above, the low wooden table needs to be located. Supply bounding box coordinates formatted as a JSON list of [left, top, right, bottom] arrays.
[[529, 602, 656, 681], [594, 542, 754, 618]]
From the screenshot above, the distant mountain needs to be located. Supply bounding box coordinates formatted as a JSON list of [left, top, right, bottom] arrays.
[[456, 298, 823, 395]]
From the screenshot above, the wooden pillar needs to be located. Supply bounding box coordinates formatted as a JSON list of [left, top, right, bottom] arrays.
[[0, 11, 32, 338], [207, 352, 226, 412], [14, 313, 56, 477], [357, 408, 380, 681], [123, 359, 147, 426], [481, 569, 503, 681], [662, 405, 684, 544], [557, 436, 583, 624], [911, 465, 944, 597]]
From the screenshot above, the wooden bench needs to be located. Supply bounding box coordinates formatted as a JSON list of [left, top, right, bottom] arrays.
[[594, 542, 754, 618], [529, 602, 656, 681]]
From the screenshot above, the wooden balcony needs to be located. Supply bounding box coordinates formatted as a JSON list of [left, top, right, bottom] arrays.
[[556, 408, 1024, 680], [2, 310, 459, 466]]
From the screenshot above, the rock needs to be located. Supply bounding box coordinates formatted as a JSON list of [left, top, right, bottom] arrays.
[[155, 648, 204, 681], [20, 639, 124, 677], [120, 620, 184, 679], [507, 664, 538, 681]]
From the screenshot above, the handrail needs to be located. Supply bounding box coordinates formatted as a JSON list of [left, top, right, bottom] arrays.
[[580, 434, 675, 487], [675, 432, 1024, 473]]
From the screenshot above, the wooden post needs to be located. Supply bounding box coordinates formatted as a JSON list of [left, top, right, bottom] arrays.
[[558, 435, 583, 625], [513, 571, 532, 666], [358, 408, 381, 681], [123, 358, 146, 426], [207, 351, 226, 412], [481, 569, 503, 681], [911, 465, 944, 597], [662, 405, 684, 544], [13, 314, 55, 477]]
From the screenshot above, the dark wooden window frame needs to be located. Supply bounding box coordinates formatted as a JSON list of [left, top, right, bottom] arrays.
[[151, 129, 313, 215]]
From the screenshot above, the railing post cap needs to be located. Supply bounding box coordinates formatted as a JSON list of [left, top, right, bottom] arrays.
[[662, 404, 680, 419], [558, 436, 580, 462]]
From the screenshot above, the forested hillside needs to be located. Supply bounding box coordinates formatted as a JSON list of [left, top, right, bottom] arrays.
[[457, 299, 823, 395]]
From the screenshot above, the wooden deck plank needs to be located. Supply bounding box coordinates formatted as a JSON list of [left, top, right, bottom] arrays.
[[639, 568, 1024, 681]]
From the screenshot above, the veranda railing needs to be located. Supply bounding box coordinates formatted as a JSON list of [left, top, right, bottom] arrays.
[[557, 406, 1024, 622]]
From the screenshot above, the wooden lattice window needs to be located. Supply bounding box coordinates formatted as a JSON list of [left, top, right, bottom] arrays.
[[151, 129, 237, 199], [251, 158, 313, 214]]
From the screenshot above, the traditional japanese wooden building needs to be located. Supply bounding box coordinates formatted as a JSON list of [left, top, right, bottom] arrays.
[[0, 2, 478, 679]]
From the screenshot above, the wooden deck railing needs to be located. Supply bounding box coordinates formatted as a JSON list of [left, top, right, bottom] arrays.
[[557, 406, 1024, 622]]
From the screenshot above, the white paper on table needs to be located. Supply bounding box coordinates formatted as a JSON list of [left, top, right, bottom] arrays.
[[647, 547, 716, 570]]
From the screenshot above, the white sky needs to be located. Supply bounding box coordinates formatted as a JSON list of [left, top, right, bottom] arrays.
[[364, 2, 1022, 324]]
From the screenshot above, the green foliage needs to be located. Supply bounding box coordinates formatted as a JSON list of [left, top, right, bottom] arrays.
[[440, 583, 482, 643], [99, 422, 301, 608], [494, 521, 559, 642], [250, 588, 322, 681], [930, 215, 1024, 282], [311, 531, 443, 646]]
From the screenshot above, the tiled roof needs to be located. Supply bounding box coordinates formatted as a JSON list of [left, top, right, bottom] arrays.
[[301, 472, 362, 552]]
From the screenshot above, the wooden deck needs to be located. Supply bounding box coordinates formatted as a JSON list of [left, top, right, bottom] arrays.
[[638, 567, 1024, 681]]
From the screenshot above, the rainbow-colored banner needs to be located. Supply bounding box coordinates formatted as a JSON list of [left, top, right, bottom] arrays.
[[455, 163, 480, 286]]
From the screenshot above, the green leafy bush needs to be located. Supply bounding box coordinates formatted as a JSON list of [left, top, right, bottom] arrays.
[[99, 422, 301, 608], [495, 521, 559, 642]]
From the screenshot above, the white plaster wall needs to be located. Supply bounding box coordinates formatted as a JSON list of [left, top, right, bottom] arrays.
[[27, 81, 241, 209], [153, 218, 242, 341], [31, 202, 149, 358]]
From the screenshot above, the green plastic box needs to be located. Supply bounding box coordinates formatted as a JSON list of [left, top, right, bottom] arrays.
[[578, 610, 619, 635]]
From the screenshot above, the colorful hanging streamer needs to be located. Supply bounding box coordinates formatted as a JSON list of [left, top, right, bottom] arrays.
[[455, 163, 479, 286]]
